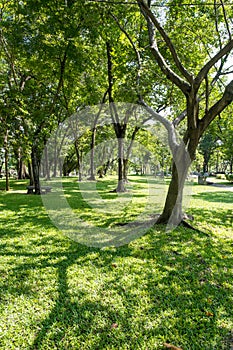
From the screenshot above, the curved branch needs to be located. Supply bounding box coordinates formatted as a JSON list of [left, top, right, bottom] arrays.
[[137, 0, 193, 84], [220, 0, 232, 40], [199, 79, 233, 134], [110, 12, 142, 98], [195, 39, 233, 90], [173, 109, 187, 127], [138, 98, 179, 153]]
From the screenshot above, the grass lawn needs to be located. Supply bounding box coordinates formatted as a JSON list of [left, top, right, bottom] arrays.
[[0, 176, 232, 350]]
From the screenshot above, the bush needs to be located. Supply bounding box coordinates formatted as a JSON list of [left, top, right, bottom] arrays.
[[225, 173, 233, 182], [216, 173, 225, 180]]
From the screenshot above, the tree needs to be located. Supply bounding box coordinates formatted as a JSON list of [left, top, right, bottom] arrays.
[[199, 129, 218, 173], [133, 0, 233, 226]]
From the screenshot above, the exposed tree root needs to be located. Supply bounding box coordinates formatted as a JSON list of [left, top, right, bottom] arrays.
[[109, 188, 128, 193], [178, 220, 210, 236], [155, 213, 210, 236], [179, 220, 199, 231], [87, 176, 96, 181]]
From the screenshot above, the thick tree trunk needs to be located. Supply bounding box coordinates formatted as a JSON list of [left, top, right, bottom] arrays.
[[157, 134, 197, 226], [157, 162, 188, 226], [31, 145, 41, 194]]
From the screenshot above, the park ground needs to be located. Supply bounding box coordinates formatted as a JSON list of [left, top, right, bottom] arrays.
[[0, 176, 232, 350]]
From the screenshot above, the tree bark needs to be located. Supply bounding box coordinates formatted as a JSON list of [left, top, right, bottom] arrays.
[[75, 141, 82, 182], [123, 126, 140, 183], [28, 160, 34, 186], [123, 158, 129, 183], [157, 125, 199, 225], [88, 126, 97, 181], [136, 1, 233, 227], [44, 144, 50, 180], [4, 131, 9, 191], [157, 162, 187, 226], [31, 145, 41, 194], [116, 137, 126, 192]]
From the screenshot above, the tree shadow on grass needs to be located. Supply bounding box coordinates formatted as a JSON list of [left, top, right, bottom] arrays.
[[190, 207, 233, 229], [193, 190, 233, 204], [0, 225, 233, 349]]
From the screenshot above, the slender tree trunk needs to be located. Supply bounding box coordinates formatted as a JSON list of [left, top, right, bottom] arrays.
[[31, 145, 41, 194], [75, 142, 82, 182], [88, 90, 108, 181], [28, 160, 34, 186], [123, 126, 140, 183], [116, 137, 126, 192], [59, 159, 63, 177], [17, 148, 23, 179], [53, 145, 57, 178], [123, 158, 129, 183], [44, 144, 50, 180], [4, 131, 9, 191], [78, 152, 82, 182], [88, 126, 96, 180], [0, 161, 3, 177]]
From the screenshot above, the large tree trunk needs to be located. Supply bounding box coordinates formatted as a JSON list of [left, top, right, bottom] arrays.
[[157, 131, 198, 226], [157, 162, 188, 226], [31, 145, 41, 194]]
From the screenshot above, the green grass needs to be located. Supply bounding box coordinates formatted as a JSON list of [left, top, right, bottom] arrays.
[[0, 177, 232, 349]]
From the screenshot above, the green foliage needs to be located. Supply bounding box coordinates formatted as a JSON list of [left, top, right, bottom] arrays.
[[225, 173, 233, 182]]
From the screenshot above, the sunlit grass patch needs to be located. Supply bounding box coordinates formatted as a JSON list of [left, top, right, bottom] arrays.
[[0, 177, 232, 349]]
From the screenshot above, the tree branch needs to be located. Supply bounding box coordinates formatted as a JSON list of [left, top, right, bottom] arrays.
[[0, 30, 18, 86], [173, 109, 187, 127], [138, 98, 179, 152], [137, 0, 193, 85], [110, 12, 142, 98], [220, 0, 232, 41], [199, 79, 233, 134], [195, 39, 233, 90]]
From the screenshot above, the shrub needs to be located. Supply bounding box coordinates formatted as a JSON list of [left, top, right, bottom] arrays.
[[216, 173, 225, 180], [225, 173, 233, 182]]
